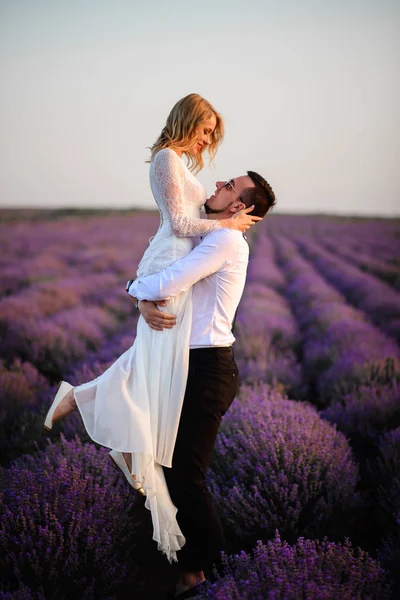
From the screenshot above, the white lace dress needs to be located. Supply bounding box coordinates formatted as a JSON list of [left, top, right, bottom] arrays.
[[72, 148, 221, 563]]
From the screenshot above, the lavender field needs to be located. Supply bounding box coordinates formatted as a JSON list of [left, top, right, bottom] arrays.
[[1, 210, 399, 600]]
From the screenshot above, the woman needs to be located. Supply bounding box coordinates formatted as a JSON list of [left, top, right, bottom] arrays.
[[43, 93, 258, 563]]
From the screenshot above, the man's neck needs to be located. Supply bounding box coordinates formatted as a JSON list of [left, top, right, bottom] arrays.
[[206, 212, 231, 222]]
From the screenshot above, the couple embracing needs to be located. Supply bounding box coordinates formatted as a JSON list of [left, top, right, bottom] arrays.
[[43, 93, 276, 600]]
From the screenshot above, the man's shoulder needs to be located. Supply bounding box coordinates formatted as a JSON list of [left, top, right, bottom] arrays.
[[205, 227, 243, 242], [202, 227, 248, 256], [207, 227, 248, 246]]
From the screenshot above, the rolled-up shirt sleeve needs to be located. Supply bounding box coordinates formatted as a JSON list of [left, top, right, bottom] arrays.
[[128, 229, 238, 300]]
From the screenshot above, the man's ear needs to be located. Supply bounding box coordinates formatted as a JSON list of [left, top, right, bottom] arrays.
[[228, 201, 246, 214]]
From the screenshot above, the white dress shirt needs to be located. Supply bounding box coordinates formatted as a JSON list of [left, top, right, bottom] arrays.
[[128, 228, 249, 348]]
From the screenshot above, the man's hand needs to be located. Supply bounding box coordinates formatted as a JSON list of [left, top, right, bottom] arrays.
[[138, 300, 177, 331]]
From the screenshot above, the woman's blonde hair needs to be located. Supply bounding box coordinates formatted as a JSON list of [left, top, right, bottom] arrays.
[[147, 93, 224, 173]]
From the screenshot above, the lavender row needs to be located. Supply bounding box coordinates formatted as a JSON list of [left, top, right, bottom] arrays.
[[205, 383, 399, 595], [207, 383, 359, 545], [0, 272, 129, 338], [0, 436, 139, 599], [375, 427, 400, 591], [270, 233, 400, 410], [289, 233, 400, 343], [309, 220, 400, 266], [0, 212, 159, 263], [192, 534, 390, 599], [269, 214, 400, 265], [374, 426, 400, 531], [0, 212, 159, 297], [246, 228, 287, 291], [235, 231, 305, 397], [0, 302, 125, 380], [0, 216, 158, 377], [0, 433, 390, 600], [1, 211, 398, 596], [5, 383, 393, 600], [322, 379, 400, 442], [275, 214, 400, 290], [316, 236, 400, 292]]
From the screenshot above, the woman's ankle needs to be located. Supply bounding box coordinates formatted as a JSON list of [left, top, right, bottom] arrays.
[[53, 389, 76, 423], [122, 452, 133, 475]]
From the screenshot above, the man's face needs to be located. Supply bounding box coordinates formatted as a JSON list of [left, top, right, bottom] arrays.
[[205, 175, 255, 214]]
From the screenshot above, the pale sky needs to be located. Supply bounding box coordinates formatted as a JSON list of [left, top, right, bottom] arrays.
[[0, 0, 399, 216]]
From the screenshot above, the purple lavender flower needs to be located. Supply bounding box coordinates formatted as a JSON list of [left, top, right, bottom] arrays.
[[0, 315, 138, 465], [234, 232, 304, 397], [318, 237, 400, 291], [291, 234, 400, 343], [192, 532, 391, 600], [267, 214, 399, 266], [371, 428, 400, 594], [0, 359, 47, 464], [246, 232, 286, 291], [0, 212, 158, 375], [207, 384, 358, 544], [0, 435, 138, 599], [271, 233, 400, 405], [321, 380, 400, 440], [375, 427, 400, 518], [0, 583, 46, 600], [379, 511, 400, 598]]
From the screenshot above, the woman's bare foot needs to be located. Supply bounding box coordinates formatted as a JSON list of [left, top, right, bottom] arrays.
[[52, 389, 77, 425]]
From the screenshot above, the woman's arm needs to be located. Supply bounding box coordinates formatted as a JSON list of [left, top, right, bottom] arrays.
[[153, 149, 221, 237]]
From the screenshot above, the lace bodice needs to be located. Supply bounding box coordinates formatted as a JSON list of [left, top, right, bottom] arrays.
[[151, 148, 220, 236], [137, 148, 221, 277]]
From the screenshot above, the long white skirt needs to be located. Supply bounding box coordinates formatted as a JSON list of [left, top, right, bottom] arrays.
[[72, 289, 192, 563]]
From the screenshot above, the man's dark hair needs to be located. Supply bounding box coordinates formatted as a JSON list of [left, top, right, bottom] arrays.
[[240, 171, 276, 218]]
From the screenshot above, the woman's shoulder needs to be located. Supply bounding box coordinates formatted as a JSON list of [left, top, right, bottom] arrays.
[[152, 147, 183, 165]]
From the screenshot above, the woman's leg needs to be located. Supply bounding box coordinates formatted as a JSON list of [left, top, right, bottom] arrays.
[[52, 389, 77, 424], [52, 389, 138, 482]]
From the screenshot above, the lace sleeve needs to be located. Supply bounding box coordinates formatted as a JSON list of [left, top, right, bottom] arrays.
[[153, 149, 222, 237]]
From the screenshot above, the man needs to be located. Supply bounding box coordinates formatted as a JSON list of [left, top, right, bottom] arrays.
[[128, 171, 276, 599]]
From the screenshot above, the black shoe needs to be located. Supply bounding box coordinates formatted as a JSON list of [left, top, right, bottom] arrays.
[[165, 580, 208, 600]]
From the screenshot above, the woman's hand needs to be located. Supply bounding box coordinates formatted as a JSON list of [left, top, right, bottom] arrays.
[[138, 300, 177, 331], [221, 206, 262, 232]]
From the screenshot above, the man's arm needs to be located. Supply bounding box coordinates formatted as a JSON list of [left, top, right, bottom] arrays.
[[138, 300, 177, 331], [125, 287, 176, 330], [128, 229, 238, 301]]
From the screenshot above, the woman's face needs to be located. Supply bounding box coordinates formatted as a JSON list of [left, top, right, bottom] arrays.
[[188, 114, 217, 155]]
